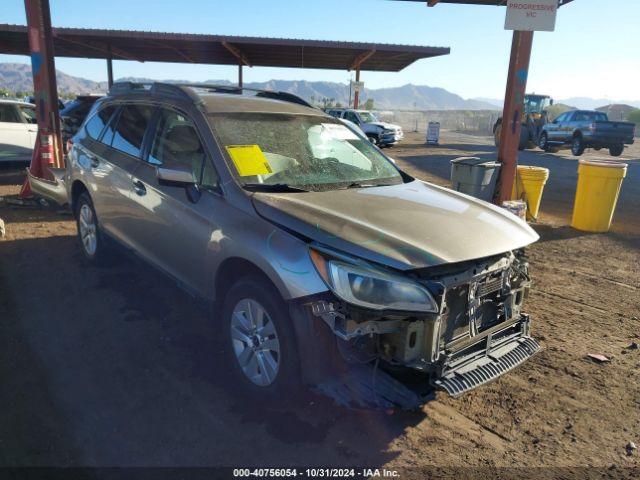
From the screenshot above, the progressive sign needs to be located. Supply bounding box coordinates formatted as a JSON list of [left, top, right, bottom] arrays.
[[504, 0, 558, 32]]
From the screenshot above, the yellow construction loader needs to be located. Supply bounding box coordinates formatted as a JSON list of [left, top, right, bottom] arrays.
[[493, 94, 553, 150]]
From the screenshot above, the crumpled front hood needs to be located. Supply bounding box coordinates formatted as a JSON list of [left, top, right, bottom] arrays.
[[370, 121, 401, 131], [252, 180, 539, 271]]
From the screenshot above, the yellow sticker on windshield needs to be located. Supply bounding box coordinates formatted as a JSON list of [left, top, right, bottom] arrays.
[[226, 145, 273, 176]]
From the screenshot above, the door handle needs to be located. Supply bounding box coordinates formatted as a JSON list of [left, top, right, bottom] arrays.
[[132, 179, 147, 196], [89, 156, 100, 168]]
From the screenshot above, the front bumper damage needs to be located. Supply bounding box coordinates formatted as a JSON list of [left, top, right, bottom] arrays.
[[299, 251, 540, 409]]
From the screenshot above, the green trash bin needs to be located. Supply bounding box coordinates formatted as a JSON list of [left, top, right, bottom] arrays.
[[450, 156, 501, 202]]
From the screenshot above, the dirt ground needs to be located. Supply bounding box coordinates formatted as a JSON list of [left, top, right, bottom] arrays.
[[0, 132, 639, 478]]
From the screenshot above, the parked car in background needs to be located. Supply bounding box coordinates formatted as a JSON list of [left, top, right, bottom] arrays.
[[60, 94, 104, 148], [326, 108, 404, 147], [338, 117, 367, 139], [539, 109, 636, 157], [24, 95, 66, 111], [0, 99, 38, 162], [30, 82, 540, 407]]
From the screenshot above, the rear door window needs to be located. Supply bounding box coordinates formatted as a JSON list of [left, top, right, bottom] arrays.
[[110, 104, 154, 157], [594, 112, 608, 122], [84, 105, 116, 141], [574, 112, 589, 122]]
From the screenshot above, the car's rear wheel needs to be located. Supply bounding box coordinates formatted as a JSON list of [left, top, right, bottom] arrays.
[[75, 192, 109, 263], [222, 275, 300, 397], [609, 144, 624, 157], [571, 136, 585, 156]]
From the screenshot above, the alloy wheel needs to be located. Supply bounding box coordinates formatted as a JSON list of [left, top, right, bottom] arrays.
[[230, 298, 281, 387], [539, 133, 548, 151], [78, 203, 97, 256]]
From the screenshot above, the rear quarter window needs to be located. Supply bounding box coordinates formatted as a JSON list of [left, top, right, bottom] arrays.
[[84, 106, 116, 141]]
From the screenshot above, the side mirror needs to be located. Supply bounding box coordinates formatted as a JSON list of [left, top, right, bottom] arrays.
[[550, 99, 554, 105], [157, 166, 201, 203], [156, 166, 196, 186]]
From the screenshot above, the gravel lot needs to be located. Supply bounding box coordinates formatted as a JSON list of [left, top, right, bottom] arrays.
[[0, 132, 638, 478]]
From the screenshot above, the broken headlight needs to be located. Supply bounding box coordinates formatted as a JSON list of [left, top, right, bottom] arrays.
[[310, 249, 438, 313]]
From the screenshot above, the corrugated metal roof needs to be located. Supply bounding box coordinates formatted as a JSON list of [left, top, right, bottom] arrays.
[[0, 24, 449, 72], [390, 0, 573, 6]]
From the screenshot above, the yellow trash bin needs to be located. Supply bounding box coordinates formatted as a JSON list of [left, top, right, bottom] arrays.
[[511, 165, 550, 221], [571, 159, 627, 233]]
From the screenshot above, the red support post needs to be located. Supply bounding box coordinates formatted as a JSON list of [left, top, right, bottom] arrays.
[[496, 30, 534, 204], [19, 0, 64, 198], [353, 69, 361, 110]]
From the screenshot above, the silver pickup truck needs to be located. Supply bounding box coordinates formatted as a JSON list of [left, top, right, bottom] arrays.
[[539, 109, 635, 157]]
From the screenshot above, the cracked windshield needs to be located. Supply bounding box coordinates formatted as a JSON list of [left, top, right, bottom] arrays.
[[210, 113, 402, 191]]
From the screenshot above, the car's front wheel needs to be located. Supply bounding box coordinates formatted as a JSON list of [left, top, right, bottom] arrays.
[[571, 136, 585, 156], [75, 192, 109, 263], [538, 132, 549, 151], [222, 275, 300, 397], [538, 133, 559, 153], [368, 134, 379, 146]]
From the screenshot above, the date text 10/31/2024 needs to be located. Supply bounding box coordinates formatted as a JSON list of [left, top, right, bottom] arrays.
[[233, 468, 400, 478]]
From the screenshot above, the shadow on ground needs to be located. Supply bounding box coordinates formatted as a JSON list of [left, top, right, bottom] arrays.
[[0, 234, 425, 467]]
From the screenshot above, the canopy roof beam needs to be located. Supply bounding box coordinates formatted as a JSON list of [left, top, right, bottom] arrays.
[[222, 41, 252, 67], [349, 49, 376, 71]]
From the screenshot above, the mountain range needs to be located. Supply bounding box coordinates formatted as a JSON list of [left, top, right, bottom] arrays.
[[2, 62, 639, 112], [473, 96, 640, 111]]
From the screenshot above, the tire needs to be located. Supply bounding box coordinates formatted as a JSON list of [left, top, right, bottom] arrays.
[[609, 144, 624, 157], [494, 123, 502, 147], [75, 192, 110, 264], [368, 134, 379, 146], [538, 132, 550, 151], [221, 275, 300, 398], [518, 128, 529, 151], [571, 135, 585, 156]]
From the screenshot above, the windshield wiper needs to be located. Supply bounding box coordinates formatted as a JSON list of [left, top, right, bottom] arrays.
[[344, 181, 393, 189], [242, 183, 308, 193]]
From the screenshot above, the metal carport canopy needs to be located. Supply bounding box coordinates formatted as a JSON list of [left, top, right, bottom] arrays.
[[392, 0, 573, 5], [0, 23, 449, 71]]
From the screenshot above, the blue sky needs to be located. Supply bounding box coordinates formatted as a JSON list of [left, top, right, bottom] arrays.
[[1, 0, 638, 101]]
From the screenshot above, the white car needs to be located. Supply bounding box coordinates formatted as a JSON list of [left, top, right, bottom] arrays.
[[326, 108, 404, 147], [0, 99, 38, 162]]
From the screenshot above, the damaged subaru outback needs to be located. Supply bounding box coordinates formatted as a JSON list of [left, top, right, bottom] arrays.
[[30, 83, 540, 408]]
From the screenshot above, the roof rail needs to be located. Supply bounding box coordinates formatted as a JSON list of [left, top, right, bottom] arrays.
[[107, 81, 314, 108]]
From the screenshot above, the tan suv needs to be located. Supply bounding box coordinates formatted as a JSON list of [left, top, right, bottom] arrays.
[[30, 83, 540, 408]]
